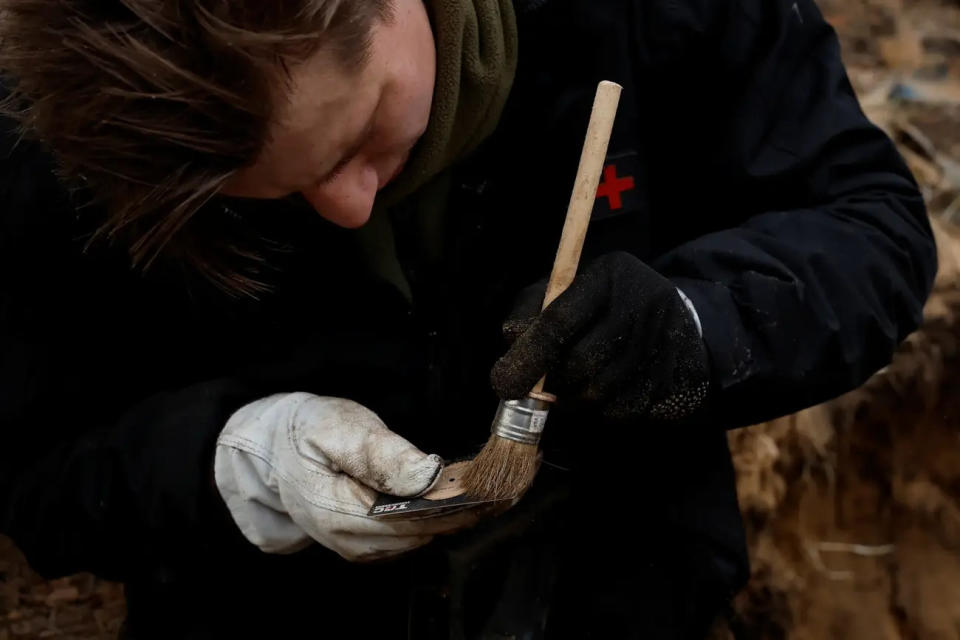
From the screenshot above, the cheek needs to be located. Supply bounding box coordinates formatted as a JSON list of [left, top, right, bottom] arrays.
[[389, 33, 436, 139], [411, 58, 436, 132], [378, 70, 433, 150]]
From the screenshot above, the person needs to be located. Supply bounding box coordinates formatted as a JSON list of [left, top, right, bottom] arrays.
[[0, 0, 936, 637]]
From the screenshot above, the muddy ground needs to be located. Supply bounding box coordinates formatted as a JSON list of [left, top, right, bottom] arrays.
[[3, 1, 960, 638]]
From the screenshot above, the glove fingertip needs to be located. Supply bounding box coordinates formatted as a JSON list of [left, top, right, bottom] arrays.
[[490, 357, 537, 400], [501, 317, 535, 345], [391, 453, 443, 497], [416, 455, 445, 496]]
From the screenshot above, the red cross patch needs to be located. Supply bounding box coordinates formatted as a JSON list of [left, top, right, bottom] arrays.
[[592, 151, 640, 221]]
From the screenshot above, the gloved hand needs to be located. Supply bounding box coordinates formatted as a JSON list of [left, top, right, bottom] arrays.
[[491, 251, 710, 424], [215, 392, 487, 562]]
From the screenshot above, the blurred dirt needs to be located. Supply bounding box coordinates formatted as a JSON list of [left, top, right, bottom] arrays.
[[0, 537, 123, 639]]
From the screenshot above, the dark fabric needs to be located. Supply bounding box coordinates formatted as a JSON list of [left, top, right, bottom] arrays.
[[0, 0, 936, 637], [491, 251, 710, 424], [380, 0, 518, 204]]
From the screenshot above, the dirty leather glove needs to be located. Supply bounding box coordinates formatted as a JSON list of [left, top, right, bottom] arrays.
[[491, 251, 710, 424], [215, 393, 486, 562]]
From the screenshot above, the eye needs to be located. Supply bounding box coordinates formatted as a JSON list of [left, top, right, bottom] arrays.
[[317, 157, 351, 186]]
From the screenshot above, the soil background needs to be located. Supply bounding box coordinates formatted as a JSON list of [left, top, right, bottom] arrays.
[[3, 1, 960, 638]]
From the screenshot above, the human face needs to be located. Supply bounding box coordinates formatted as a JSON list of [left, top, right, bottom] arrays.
[[222, 0, 436, 228]]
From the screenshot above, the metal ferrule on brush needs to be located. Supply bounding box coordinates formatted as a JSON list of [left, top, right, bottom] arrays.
[[490, 393, 556, 445]]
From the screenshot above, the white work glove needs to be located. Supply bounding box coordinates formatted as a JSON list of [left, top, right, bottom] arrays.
[[215, 392, 485, 562]]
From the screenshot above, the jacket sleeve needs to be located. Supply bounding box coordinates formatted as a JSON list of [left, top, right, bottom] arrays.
[[0, 134, 246, 581], [0, 356, 255, 582], [0, 206, 263, 581], [642, 0, 937, 427]]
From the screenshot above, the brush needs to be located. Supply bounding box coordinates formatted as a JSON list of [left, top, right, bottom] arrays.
[[461, 80, 623, 501]]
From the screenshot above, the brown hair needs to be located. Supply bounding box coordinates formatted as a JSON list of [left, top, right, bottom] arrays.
[[0, 0, 391, 294]]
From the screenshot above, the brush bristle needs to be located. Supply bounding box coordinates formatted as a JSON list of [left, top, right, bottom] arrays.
[[461, 435, 540, 501]]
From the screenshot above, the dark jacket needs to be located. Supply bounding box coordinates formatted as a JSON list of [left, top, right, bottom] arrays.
[[0, 0, 936, 637]]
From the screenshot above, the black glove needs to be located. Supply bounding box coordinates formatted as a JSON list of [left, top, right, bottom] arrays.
[[491, 251, 710, 424]]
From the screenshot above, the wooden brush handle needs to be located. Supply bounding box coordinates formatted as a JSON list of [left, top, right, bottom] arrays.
[[531, 80, 623, 396]]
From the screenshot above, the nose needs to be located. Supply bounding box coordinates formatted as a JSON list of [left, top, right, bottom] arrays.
[[300, 162, 379, 228]]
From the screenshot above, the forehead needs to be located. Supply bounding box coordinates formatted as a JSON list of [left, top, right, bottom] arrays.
[[274, 49, 365, 134], [228, 48, 382, 194]]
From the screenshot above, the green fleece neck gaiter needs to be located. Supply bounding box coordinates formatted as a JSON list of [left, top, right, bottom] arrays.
[[380, 0, 518, 204]]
